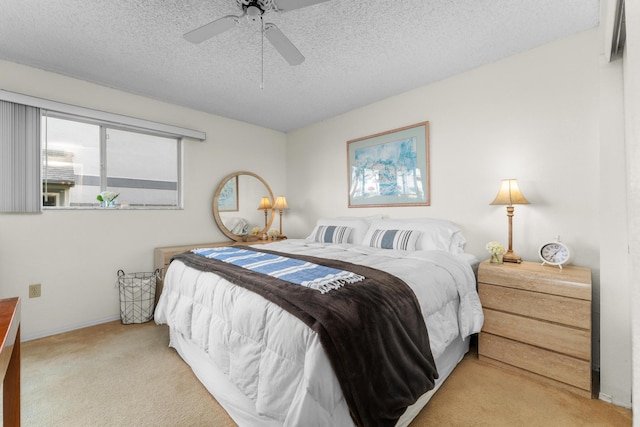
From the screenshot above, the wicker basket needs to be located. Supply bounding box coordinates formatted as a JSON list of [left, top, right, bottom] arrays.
[[117, 269, 159, 324]]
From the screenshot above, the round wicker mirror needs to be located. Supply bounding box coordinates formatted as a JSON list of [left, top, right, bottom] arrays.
[[212, 171, 275, 242]]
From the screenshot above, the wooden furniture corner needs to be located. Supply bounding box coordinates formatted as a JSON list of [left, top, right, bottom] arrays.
[[1, 297, 21, 426]]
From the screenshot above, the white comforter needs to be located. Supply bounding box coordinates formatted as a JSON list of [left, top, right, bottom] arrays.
[[155, 239, 484, 426]]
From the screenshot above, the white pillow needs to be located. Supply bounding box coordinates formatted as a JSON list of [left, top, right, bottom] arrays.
[[362, 218, 466, 254], [307, 216, 383, 245], [311, 225, 353, 244], [366, 229, 422, 251]]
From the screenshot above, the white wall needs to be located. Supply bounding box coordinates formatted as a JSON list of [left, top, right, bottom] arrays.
[[598, 0, 632, 409], [286, 29, 631, 407], [623, 0, 640, 422], [287, 31, 600, 263], [599, 57, 632, 407], [0, 60, 287, 339]]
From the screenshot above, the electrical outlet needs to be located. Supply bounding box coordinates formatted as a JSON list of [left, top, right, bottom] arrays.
[[29, 283, 41, 298]]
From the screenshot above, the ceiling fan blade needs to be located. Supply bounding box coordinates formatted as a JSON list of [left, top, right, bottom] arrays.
[[184, 15, 239, 44], [263, 23, 305, 66], [273, 0, 330, 12]]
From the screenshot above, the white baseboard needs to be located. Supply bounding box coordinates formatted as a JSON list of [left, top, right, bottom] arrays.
[[22, 314, 122, 342], [599, 393, 613, 403], [598, 392, 632, 409]]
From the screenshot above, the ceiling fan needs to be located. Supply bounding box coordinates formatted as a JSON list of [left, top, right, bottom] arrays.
[[184, 0, 329, 66]]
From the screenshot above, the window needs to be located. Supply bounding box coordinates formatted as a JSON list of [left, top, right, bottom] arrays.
[[42, 114, 181, 209]]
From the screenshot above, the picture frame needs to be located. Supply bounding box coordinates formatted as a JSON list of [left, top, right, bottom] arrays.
[[347, 122, 430, 208], [218, 176, 239, 212]]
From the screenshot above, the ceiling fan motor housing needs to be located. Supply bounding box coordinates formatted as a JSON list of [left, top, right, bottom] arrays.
[[246, 5, 263, 22], [238, 0, 275, 22]]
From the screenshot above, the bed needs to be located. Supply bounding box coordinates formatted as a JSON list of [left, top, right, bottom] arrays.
[[154, 217, 484, 426]]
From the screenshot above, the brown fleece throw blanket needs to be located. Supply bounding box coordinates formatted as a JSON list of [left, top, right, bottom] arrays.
[[171, 246, 438, 427]]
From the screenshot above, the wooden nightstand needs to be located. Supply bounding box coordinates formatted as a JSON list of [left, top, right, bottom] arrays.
[[477, 260, 592, 398]]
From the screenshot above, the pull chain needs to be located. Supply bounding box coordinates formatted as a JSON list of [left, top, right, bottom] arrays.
[[260, 17, 264, 90]]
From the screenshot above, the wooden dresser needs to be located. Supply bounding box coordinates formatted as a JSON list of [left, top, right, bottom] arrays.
[[477, 260, 592, 398]]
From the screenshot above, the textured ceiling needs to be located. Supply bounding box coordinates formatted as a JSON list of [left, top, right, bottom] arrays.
[[0, 0, 599, 132]]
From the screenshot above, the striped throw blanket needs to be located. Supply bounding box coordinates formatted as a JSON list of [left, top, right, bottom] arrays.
[[192, 247, 365, 293]]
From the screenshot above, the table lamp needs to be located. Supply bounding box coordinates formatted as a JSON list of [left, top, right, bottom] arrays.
[[273, 195, 288, 238], [490, 179, 529, 263], [257, 197, 272, 228]]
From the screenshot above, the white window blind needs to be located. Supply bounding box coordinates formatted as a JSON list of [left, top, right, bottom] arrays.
[[0, 100, 41, 213]]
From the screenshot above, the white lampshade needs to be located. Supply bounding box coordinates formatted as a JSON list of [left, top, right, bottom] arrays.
[[490, 179, 529, 206]]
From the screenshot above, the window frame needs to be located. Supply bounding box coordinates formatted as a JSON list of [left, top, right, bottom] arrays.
[[41, 110, 183, 210]]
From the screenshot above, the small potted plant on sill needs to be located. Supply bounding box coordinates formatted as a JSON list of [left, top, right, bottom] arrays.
[[97, 191, 119, 208]]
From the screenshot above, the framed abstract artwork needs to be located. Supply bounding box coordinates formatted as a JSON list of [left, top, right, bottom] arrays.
[[347, 122, 430, 207]]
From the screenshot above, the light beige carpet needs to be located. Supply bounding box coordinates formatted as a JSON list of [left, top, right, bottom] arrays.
[[6, 321, 632, 426]]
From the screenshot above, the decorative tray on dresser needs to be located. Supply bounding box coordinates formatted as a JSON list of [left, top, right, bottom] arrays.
[[477, 260, 593, 398]]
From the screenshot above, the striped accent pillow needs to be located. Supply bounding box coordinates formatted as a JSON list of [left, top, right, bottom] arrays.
[[312, 225, 353, 244], [368, 229, 422, 251]]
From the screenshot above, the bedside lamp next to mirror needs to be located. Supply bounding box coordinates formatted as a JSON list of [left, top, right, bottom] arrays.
[[257, 197, 272, 228], [273, 195, 288, 239], [490, 179, 529, 263]]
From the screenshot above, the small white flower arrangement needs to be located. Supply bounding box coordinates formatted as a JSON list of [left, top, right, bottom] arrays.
[[267, 228, 280, 239], [97, 191, 119, 207], [251, 226, 261, 236], [486, 241, 505, 263]]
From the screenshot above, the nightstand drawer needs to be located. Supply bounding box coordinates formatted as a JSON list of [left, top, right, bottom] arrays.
[[479, 283, 590, 329], [479, 333, 591, 391], [482, 308, 590, 360], [477, 262, 591, 300]]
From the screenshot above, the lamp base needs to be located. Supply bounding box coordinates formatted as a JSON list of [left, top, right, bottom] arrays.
[[502, 251, 522, 263]]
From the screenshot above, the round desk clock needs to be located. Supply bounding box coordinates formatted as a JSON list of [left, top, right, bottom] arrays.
[[539, 238, 571, 269]]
